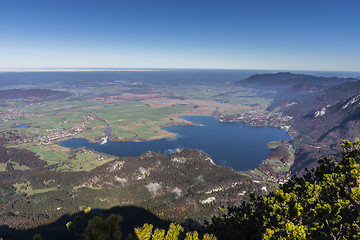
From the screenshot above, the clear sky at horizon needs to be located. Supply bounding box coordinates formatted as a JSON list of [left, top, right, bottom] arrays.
[[0, 0, 359, 71]]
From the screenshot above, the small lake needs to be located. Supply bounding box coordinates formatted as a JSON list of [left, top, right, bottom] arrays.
[[16, 124, 28, 128], [59, 116, 292, 171]]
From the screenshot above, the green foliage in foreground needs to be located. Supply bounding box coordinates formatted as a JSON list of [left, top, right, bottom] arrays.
[[206, 140, 360, 240], [134, 223, 216, 240], [65, 208, 216, 240]]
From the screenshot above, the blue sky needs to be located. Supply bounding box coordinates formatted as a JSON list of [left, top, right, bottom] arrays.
[[0, 0, 359, 71]]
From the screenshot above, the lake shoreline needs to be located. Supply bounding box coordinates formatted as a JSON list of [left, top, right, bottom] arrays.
[[59, 115, 292, 172]]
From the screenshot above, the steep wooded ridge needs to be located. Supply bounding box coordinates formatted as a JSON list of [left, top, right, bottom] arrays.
[[238, 72, 360, 173]]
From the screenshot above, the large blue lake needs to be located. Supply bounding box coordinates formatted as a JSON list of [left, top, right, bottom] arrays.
[[59, 116, 292, 171]]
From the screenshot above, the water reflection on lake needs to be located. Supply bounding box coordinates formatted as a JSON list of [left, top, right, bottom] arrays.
[[59, 116, 292, 171]]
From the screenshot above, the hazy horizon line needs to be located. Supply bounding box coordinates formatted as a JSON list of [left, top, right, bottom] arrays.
[[0, 67, 359, 74]]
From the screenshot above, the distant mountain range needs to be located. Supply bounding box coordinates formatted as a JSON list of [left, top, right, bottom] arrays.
[[239, 72, 358, 89]]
